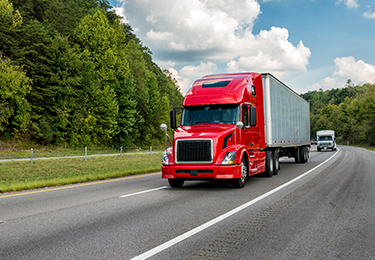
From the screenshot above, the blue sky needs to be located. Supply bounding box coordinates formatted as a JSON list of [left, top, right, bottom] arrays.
[[107, 0, 375, 94]]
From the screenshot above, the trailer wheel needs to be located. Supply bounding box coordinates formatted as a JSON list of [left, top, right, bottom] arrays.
[[265, 150, 274, 177], [233, 157, 247, 188], [168, 179, 184, 188], [294, 147, 301, 163], [273, 150, 279, 175], [299, 147, 308, 163]]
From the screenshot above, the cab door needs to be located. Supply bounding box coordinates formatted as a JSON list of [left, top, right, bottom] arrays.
[[242, 103, 264, 174], [241, 104, 252, 150]]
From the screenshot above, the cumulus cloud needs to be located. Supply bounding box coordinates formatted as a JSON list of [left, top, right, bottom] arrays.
[[169, 62, 218, 94], [308, 57, 375, 91], [115, 0, 311, 94], [226, 27, 311, 78], [335, 0, 359, 8]]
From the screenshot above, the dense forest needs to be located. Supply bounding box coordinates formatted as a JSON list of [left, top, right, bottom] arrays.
[[0, 0, 184, 148], [301, 80, 375, 145]]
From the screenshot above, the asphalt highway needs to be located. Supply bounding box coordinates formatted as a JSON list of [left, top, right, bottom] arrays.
[[1, 145, 374, 259]]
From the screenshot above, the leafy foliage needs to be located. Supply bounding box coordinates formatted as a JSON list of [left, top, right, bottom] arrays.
[[301, 82, 375, 145], [0, 55, 32, 135], [0, 0, 183, 147]]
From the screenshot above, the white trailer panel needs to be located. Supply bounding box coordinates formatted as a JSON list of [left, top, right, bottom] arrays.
[[262, 73, 310, 148]]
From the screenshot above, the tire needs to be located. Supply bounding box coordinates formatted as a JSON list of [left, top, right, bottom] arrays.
[[299, 147, 308, 163], [273, 150, 279, 175], [233, 157, 247, 188], [294, 147, 301, 163], [317, 147, 321, 152], [264, 150, 274, 177], [168, 179, 184, 188]]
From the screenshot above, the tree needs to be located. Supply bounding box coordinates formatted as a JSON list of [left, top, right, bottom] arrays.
[[0, 0, 22, 59], [70, 10, 126, 146], [0, 55, 32, 135], [1, 0, 183, 147], [0, 0, 22, 27]]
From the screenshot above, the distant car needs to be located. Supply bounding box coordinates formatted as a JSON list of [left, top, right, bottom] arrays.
[[311, 139, 317, 145]]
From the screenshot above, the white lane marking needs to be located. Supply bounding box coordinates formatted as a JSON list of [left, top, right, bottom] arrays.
[[130, 149, 340, 260], [119, 186, 169, 198]]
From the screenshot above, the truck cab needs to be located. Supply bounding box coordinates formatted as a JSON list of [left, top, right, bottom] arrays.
[[161, 73, 267, 188], [317, 130, 336, 151]]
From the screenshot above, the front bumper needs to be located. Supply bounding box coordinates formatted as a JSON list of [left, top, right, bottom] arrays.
[[318, 142, 335, 149], [162, 164, 242, 180]]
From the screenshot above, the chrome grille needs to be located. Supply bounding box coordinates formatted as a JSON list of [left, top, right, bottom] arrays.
[[176, 139, 213, 163]]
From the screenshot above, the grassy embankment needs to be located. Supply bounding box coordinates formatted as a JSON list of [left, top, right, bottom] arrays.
[[0, 153, 162, 193]]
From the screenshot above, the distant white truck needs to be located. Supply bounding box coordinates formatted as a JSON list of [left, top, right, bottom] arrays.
[[317, 130, 336, 151]]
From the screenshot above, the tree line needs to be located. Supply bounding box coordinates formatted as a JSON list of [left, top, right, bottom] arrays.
[[0, 0, 183, 148], [301, 80, 375, 145]]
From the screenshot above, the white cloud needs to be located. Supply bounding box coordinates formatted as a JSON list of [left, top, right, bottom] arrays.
[[112, 6, 129, 24], [335, 0, 359, 8], [146, 30, 174, 42], [364, 10, 375, 19], [308, 56, 375, 91], [169, 62, 218, 94], [333, 56, 375, 81], [226, 27, 311, 79], [116, 0, 311, 92]]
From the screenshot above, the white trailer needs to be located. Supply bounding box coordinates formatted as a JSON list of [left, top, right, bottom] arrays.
[[262, 73, 311, 162]]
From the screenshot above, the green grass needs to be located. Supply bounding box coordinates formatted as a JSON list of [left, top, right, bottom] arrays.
[[0, 153, 162, 193]]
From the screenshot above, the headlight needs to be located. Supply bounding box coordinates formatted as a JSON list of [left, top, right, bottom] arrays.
[[162, 151, 170, 165], [221, 151, 236, 165]]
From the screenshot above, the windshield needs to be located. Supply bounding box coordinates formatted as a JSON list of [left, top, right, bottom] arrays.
[[318, 135, 333, 141], [181, 104, 240, 126]]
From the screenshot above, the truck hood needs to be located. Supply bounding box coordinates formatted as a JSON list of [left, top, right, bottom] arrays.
[[174, 125, 235, 140]]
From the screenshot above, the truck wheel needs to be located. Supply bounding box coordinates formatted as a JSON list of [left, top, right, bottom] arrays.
[[265, 150, 274, 177], [294, 147, 301, 163], [168, 179, 184, 188], [299, 147, 308, 163], [273, 150, 279, 175], [233, 157, 247, 188]]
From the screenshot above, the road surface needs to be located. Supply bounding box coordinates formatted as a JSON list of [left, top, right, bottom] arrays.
[[1, 145, 374, 259]]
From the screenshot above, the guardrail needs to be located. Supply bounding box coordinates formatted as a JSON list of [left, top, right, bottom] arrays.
[[0, 146, 165, 163]]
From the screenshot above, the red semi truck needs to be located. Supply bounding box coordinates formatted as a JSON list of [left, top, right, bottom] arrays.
[[161, 72, 310, 188]]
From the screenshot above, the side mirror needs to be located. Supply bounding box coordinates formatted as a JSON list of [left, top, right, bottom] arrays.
[[160, 123, 172, 147], [160, 124, 167, 132], [170, 109, 177, 129], [236, 121, 244, 129]]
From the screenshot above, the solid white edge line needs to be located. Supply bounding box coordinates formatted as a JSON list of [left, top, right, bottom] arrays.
[[119, 186, 169, 198], [130, 148, 340, 260]]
